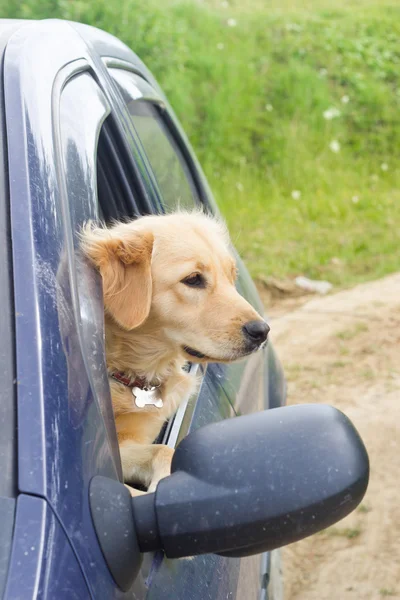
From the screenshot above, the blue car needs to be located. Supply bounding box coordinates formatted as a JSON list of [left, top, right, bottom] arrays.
[[0, 19, 368, 600]]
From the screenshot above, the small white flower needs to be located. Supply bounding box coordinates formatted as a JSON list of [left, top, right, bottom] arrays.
[[221, 0, 229, 6], [381, 162, 389, 171], [329, 140, 341, 153], [319, 68, 328, 77], [352, 195, 359, 204], [227, 18, 237, 27], [236, 182, 244, 192], [291, 190, 301, 200], [216, 42, 224, 50], [323, 107, 341, 120], [265, 104, 273, 112], [285, 23, 302, 32], [341, 95, 350, 104]]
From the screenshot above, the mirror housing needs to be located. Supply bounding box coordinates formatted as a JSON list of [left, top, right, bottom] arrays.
[[90, 404, 369, 589]]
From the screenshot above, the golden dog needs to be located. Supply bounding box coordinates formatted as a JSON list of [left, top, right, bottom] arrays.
[[82, 211, 269, 494]]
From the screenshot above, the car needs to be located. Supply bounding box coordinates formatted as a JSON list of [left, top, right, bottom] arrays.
[[0, 19, 368, 600]]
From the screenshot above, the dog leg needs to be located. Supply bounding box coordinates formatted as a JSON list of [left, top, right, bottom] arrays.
[[120, 442, 175, 493]]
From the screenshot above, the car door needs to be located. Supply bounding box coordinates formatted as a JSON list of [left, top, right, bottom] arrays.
[[105, 64, 278, 600], [5, 18, 285, 599]]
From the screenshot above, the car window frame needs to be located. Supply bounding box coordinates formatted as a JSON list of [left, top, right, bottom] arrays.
[[55, 64, 125, 474], [56, 60, 204, 465], [0, 23, 19, 600]]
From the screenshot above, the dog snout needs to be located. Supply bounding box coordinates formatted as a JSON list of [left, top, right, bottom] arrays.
[[242, 320, 270, 346]]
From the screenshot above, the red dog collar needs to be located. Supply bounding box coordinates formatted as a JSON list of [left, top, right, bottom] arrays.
[[110, 371, 149, 389]]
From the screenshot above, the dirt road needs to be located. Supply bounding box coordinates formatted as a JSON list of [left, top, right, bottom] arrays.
[[267, 273, 400, 600]]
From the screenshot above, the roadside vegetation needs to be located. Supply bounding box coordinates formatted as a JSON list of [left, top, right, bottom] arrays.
[[4, 0, 400, 286]]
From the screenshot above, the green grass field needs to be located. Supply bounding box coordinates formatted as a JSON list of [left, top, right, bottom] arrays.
[[3, 0, 400, 286]]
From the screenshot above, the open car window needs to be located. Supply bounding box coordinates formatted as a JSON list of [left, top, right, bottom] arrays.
[[106, 67, 207, 445]]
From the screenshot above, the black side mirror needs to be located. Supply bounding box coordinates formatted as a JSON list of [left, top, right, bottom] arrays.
[[90, 404, 369, 591]]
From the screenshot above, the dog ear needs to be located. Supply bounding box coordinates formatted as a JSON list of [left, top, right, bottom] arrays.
[[82, 224, 154, 330]]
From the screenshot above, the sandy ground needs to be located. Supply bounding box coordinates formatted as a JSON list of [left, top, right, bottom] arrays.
[[264, 273, 400, 600]]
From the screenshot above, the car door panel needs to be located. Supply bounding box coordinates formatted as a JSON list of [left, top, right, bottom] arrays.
[[146, 551, 242, 600], [4, 22, 142, 599], [4, 495, 91, 600]]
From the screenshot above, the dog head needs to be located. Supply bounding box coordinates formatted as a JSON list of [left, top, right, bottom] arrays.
[[82, 212, 269, 363]]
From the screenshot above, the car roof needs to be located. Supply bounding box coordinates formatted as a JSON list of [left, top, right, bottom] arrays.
[[0, 18, 164, 97]]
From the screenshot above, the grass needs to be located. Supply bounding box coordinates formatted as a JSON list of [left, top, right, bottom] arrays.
[[336, 322, 369, 340], [3, 0, 400, 287], [357, 503, 371, 513], [324, 525, 362, 539]]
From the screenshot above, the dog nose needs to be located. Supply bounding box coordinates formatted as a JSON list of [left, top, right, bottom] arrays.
[[242, 320, 270, 344]]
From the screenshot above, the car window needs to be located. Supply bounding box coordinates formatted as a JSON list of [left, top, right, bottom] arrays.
[[109, 68, 199, 211]]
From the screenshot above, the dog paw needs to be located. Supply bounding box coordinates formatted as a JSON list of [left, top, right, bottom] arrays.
[[148, 445, 175, 492]]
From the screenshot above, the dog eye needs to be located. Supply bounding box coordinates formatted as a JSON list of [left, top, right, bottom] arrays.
[[181, 273, 206, 288]]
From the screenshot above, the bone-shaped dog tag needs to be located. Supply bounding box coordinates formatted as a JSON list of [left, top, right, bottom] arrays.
[[133, 386, 163, 409]]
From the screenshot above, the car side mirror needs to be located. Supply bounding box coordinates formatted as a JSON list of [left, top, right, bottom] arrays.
[[90, 404, 369, 591]]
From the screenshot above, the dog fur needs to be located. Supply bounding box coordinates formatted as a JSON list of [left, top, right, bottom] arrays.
[[82, 211, 268, 495]]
